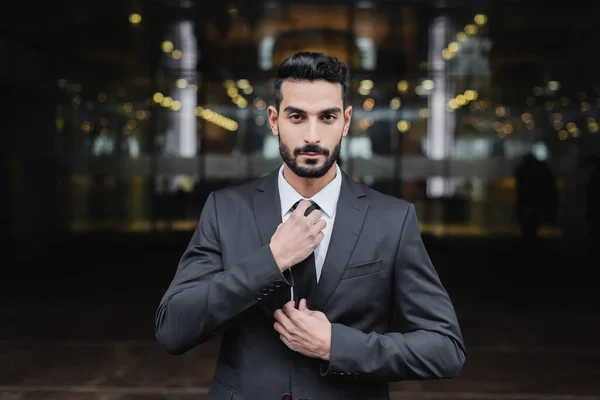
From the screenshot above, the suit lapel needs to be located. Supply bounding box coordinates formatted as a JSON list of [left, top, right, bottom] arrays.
[[252, 169, 282, 246], [252, 168, 288, 316], [310, 172, 368, 311]]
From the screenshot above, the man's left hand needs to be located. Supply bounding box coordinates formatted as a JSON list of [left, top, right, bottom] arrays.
[[274, 299, 331, 360]]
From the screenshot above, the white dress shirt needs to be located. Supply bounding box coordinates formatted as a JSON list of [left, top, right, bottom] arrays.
[[277, 164, 342, 300]]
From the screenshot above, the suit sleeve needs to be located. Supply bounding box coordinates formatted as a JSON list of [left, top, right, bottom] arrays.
[[321, 203, 466, 381], [155, 191, 292, 355]]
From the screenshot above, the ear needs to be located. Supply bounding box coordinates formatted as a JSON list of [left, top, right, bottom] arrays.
[[267, 105, 279, 136], [342, 105, 353, 137]]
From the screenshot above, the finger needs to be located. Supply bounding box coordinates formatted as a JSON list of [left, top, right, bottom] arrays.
[[283, 302, 305, 325], [310, 218, 327, 233], [275, 301, 294, 316], [276, 324, 293, 347], [273, 321, 287, 337], [299, 298, 308, 312], [292, 200, 312, 217], [275, 308, 296, 332], [284, 300, 303, 314], [281, 300, 296, 314], [279, 333, 294, 351], [306, 209, 323, 224], [274, 309, 287, 324], [308, 230, 325, 246], [283, 301, 297, 316], [303, 201, 322, 218]]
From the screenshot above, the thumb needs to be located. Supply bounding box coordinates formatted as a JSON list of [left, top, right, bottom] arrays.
[[299, 298, 308, 311]]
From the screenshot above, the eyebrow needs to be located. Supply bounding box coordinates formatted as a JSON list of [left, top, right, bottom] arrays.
[[283, 106, 342, 115]]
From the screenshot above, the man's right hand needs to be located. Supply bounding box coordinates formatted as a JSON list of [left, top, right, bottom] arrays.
[[269, 200, 326, 271]]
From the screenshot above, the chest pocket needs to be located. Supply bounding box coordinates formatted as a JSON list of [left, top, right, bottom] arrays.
[[340, 258, 382, 280]]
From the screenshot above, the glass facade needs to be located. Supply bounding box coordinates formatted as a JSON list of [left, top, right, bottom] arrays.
[[2, 1, 599, 238]]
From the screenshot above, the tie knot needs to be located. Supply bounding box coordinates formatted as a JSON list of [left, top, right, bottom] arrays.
[[292, 199, 320, 215]]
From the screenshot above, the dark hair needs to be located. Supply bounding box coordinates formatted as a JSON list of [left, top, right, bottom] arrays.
[[274, 51, 349, 111]]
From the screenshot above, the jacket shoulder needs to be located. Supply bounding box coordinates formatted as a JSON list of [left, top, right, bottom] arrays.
[[358, 182, 413, 214], [208, 172, 273, 205]]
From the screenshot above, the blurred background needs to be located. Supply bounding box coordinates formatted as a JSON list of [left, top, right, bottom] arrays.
[[1, 0, 599, 399]]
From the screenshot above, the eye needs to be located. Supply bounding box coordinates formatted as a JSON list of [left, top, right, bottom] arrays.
[[322, 114, 337, 122], [289, 114, 303, 120]]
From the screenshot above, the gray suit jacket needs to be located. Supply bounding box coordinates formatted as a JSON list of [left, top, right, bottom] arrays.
[[155, 168, 466, 400]]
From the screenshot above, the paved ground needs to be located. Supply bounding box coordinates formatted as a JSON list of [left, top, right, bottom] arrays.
[[1, 233, 599, 399]]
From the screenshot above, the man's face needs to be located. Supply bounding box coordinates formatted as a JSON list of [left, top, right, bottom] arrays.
[[267, 80, 352, 178]]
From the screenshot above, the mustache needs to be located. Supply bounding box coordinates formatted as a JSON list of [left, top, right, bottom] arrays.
[[293, 145, 329, 156]]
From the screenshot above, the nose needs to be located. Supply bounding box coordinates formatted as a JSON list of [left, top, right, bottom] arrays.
[[303, 120, 321, 144]]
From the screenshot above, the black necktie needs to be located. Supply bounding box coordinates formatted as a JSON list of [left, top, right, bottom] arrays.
[[290, 200, 320, 305]]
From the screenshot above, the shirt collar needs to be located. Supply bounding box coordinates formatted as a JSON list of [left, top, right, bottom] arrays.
[[277, 163, 342, 219]]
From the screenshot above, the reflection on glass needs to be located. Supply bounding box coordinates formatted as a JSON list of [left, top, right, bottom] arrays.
[[159, 0, 198, 193], [426, 14, 455, 198], [38, 1, 597, 236]]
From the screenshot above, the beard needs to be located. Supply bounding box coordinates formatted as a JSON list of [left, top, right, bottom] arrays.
[[278, 130, 342, 179]]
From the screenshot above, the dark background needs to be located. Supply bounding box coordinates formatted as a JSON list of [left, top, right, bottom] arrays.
[[1, 1, 599, 399]]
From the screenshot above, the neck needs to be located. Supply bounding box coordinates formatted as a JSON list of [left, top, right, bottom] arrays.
[[282, 163, 338, 198]]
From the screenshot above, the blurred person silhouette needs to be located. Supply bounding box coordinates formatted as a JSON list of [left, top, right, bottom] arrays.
[[514, 152, 558, 239], [155, 52, 465, 400], [581, 154, 600, 239]]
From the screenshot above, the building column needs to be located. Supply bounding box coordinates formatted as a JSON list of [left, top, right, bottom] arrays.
[[160, 0, 199, 193], [426, 13, 455, 198]]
